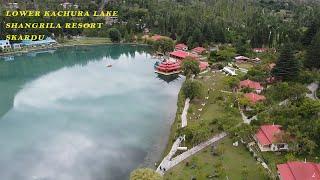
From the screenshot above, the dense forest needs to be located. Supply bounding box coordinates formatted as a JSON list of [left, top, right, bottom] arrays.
[[1, 0, 320, 49]]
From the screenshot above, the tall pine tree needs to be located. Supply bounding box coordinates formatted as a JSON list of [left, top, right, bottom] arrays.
[[305, 31, 320, 70], [272, 45, 300, 81]]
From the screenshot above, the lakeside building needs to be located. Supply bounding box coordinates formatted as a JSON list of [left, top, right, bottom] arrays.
[[235, 55, 250, 63], [277, 161, 320, 180], [221, 66, 237, 76], [154, 61, 181, 75], [169, 50, 198, 60], [12, 43, 22, 50], [21, 37, 57, 47], [191, 47, 207, 55], [239, 79, 264, 94], [244, 92, 266, 104], [175, 43, 188, 51], [254, 124, 289, 152], [0, 40, 11, 51]]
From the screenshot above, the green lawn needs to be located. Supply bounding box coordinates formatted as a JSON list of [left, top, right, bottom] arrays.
[[62, 37, 111, 46], [164, 137, 268, 180], [160, 71, 269, 179]]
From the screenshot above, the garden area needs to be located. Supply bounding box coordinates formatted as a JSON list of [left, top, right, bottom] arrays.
[[164, 137, 269, 180]]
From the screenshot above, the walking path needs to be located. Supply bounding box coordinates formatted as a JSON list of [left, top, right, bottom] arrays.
[[156, 136, 184, 174], [156, 132, 227, 175], [181, 98, 190, 128]]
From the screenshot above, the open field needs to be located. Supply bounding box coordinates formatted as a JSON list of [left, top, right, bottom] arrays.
[[61, 37, 112, 46]]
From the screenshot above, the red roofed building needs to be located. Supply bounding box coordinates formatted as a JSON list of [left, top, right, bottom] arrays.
[[239, 79, 264, 94], [150, 34, 170, 41], [277, 161, 320, 180], [244, 92, 266, 104], [199, 61, 209, 71], [175, 43, 188, 51], [169, 50, 198, 60], [254, 124, 288, 152], [191, 47, 207, 55]]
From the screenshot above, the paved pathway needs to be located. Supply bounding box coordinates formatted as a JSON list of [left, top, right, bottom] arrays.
[[156, 132, 227, 175], [156, 136, 184, 174], [181, 98, 190, 128]]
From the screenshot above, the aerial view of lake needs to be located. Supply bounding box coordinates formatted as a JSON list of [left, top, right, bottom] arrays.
[[0, 45, 184, 180]]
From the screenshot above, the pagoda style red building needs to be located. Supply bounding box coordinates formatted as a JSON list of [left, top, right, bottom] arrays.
[[155, 61, 181, 75]]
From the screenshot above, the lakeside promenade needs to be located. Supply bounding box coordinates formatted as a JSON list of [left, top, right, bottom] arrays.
[[157, 132, 227, 175]]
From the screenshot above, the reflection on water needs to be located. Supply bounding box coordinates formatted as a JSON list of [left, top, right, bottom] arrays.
[[0, 45, 184, 180], [156, 74, 182, 83]]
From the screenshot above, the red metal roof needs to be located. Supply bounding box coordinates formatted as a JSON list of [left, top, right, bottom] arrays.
[[255, 124, 282, 146], [150, 34, 170, 41], [192, 47, 206, 54], [277, 161, 320, 180], [240, 79, 263, 90], [156, 61, 180, 72], [199, 61, 209, 71], [244, 92, 266, 104], [175, 43, 188, 50], [170, 50, 198, 59]]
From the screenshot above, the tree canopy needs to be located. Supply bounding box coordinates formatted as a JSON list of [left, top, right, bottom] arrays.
[[272, 45, 300, 81]]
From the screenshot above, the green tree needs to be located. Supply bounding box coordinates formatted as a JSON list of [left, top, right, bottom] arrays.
[[305, 31, 320, 69], [108, 28, 121, 42], [130, 168, 162, 180], [225, 76, 240, 90], [209, 51, 218, 62], [216, 46, 236, 61], [272, 45, 300, 81], [182, 80, 203, 100], [235, 38, 250, 56], [181, 58, 200, 78]]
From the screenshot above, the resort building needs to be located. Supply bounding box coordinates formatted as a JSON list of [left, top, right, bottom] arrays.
[[244, 92, 266, 104], [154, 61, 181, 75], [175, 43, 188, 51], [235, 55, 250, 62], [239, 79, 264, 94], [12, 43, 22, 50], [277, 161, 320, 180], [21, 37, 57, 47], [169, 50, 198, 60], [0, 40, 11, 51], [199, 61, 209, 71], [222, 66, 237, 76], [254, 124, 289, 152], [191, 47, 207, 55], [150, 34, 170, 41]]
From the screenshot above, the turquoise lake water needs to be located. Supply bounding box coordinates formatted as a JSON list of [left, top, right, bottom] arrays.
[[0, 45, 184, 180]]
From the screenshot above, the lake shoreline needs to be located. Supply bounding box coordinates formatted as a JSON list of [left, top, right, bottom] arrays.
[[0, 40, 149, 57]]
